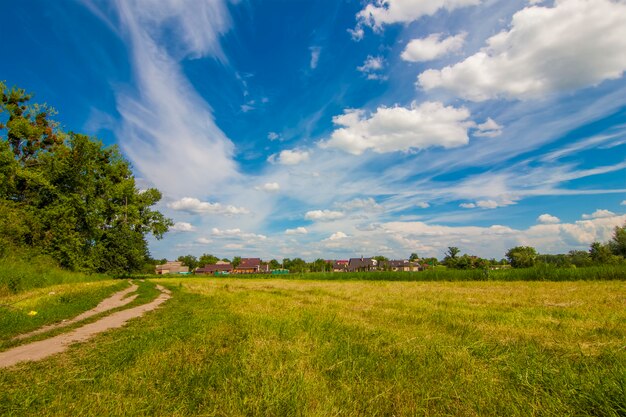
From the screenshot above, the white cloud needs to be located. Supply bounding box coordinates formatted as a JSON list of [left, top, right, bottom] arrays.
[[255, 182, 280, 193], [336, 197, 382, 211], [474, 118, 503, 138], [418, 0, 626, 101], [416, 202, 430, 208], [310, 46, 321, 69], [582, 209, 616, 219], [285, 227, 308, 235], [268, 149, 310, 165], [328, 231, 348, 240], [357, 56, 386, 80], [537, 214, 560, 224], [196, 237, 212, 244], [94, 0, 239, 197], [621, 200, 626, 206], [240, 103, 255, 112], [320, 101, 473, 155], [356, 0, 480, 30], [212, 228, 267, 240], [170, 222, 197, 232], [267, 132, 280, 141], [305, 210, 345, 221], [169, 197, 249, 215], [401, 33, 466, 62], [459, 199, 514, 209]]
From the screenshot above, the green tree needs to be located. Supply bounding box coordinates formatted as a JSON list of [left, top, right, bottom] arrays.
[[609, 223, 626, 258], [232, 256, 242, 268], [589, 242, 618, 264], [1, 83, 172, 273], [409, 253, 419, 262], [198, 253, 219, 266], [443, 247, 461, 268], [505, 246, 538, 268], [177, 255, 198, 271], [568, 250, 592, 267], [268, 259, 280, 269]]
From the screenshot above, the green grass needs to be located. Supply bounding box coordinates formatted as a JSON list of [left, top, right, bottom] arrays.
[[0, 280, 128, 343], [170, 265, 625, 282], [0, 248, 110, 296], [0, 279, 161, 351], [1, 278, 624, 416]]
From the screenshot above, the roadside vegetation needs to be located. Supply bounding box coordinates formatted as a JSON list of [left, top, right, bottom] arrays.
[[2, 278, 624, 416]]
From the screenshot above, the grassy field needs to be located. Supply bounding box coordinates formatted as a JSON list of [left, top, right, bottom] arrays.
[[1, 278, 624, 416], [0, 249, 110, 296]]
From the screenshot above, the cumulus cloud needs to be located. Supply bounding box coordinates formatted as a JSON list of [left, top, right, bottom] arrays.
[[401, 33, 466, 62], [418, 0, 626, 101], [537, 214, 560, 224], [582, 209, 616, 219], [268, 149, 310, 165], [319, 101, 473, 155], [328, 231, 348, 240], [305, 210, 345, 221], [168, 197, 249, 215], [170, 222, 197, 232], [622, 200, 626, 206], [460, 203, 476, 208], [285, 227, 308, 235], [255, 182, 281, 193], [357, 55, 386, 80], [196, 237, 212, 244], [355, 0, 480, 30], [416, 202, 430, 208]]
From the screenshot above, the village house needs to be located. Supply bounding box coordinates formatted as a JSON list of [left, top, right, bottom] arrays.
[[234, 258, 270, 274], [387, 260, 421, 272], [155, 261, 189, 275], [332, 260, 349, 272], [195, 260, 233, 275], [347, 257, 378, 272]]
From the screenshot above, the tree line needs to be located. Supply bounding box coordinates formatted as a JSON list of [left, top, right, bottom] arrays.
[[0, 82, 172, 274]]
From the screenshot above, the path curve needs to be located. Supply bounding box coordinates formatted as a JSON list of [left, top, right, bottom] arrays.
[[0, 285, 171, 369], [13, 282, 139, 341]]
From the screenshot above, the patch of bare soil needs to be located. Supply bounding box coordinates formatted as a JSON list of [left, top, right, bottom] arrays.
[[13, 282, 139, 341], [0, 285, 171, 369]]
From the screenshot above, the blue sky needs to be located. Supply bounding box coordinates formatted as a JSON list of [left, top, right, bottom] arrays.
[[2, 0, 625, 261]]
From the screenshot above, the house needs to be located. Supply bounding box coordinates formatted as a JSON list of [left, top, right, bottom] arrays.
[[332, 260, 349, 272], [348, 257, 377, 272], [155, 261, 189, 275], [387, 260, 420, 272], [195, 261, 233, 275], [234, 258, 269, 274]]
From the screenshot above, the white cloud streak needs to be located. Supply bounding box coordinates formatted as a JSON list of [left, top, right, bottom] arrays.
[[168, 197, 250, 215]]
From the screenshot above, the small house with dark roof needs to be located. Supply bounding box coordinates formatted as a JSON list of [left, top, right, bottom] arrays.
[[348, 257, 378, 272], [234, 258, 269, 274], [387, 260, 420, 272], [333, 260, 349, 272], [196, 261, 233, 275]]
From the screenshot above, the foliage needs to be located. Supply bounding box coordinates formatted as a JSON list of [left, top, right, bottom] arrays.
[[232, 256, 242, 268], [506, 246, 538, 268], [0, 82, 172, 273], [177, 255, 198, 271], [198, 253, 219, 266], [609, 223, 626, 257], [409, 252, 419, 262]]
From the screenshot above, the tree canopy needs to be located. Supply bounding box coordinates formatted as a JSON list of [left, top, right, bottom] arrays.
[[0, 82, 172, 274]]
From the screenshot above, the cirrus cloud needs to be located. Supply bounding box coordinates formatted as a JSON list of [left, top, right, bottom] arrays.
[[305, 210, 345, 221], [168, 197, 249, 215]]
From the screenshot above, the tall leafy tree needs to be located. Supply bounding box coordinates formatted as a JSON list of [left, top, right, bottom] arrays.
[[0, 82, 172, 273]]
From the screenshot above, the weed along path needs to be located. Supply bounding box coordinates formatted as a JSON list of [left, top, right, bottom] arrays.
[[0, 284, 171, 369], [12, 281, 139, 341]]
